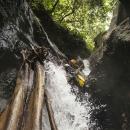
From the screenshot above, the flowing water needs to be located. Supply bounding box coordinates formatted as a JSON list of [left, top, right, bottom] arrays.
[[43, 61, 94, 130]]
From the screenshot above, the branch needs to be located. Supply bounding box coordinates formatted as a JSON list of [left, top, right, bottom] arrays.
[[60, 10, 75, 22], [50, 0, 59, 14], [59, 0, 78, 22]]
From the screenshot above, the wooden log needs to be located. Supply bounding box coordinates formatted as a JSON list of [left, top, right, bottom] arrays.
[[45, 90, 58, 130], [0, 63, 29, 130], [0, 62, 45, 130], [19, 67, 34, 130], [23, 62, 45, 130]]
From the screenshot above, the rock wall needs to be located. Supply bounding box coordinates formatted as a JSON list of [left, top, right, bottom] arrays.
[[0, 0, 90, 112], [87, 1, 130, 130], [0, 0, 37, 111]]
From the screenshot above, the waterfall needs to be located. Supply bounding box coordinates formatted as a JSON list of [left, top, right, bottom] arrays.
[[43, 61, 93, 130]]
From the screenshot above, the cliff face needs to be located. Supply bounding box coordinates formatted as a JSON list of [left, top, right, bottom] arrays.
[[87, 1, 130, 130], [0, 0, 90, 112], [0, 0, 64, 111], [0, 0, 37, 111]]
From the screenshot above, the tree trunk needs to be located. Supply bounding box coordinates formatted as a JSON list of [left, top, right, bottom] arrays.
[[0, 63, 29, 130], [23, 62, 45, 130], [45, 90, 58, 130]]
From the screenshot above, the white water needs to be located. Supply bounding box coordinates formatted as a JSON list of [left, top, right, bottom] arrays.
[[43, 61, 93, 130], [82, 59, 91, 76]]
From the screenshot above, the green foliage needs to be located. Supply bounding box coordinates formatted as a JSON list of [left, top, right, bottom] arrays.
[[31, 0, 117, 51]]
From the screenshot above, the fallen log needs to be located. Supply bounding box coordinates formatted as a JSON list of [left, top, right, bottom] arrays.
[[0, 59, 56, 130], [0, 63, 29, 130], [20, 67, 34, 130], [45, 90, 58, 130], [23, 62, 45, 130]]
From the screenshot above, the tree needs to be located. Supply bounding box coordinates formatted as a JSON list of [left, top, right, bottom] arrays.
[[31, 0, 117, 50]]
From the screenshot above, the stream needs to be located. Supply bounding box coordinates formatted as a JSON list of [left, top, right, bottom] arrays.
[[42, 60, 94, 130]]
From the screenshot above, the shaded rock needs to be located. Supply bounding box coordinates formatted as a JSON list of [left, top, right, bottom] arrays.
[[87, 2, 130, 130], [32, 6, 90, 59], [0, 0, 66, 111], [0, 0, 89, 112], [110, 18, 130, 44]]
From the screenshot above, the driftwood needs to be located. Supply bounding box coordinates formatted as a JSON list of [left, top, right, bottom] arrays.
[[45, 90, 58, 130]]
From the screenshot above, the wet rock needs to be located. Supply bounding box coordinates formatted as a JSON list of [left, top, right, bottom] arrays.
[[0, 0, 89, 112], [0, 0, 65, 111]]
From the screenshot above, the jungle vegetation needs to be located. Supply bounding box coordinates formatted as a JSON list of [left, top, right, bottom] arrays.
[[31, 0, 117, 51]]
